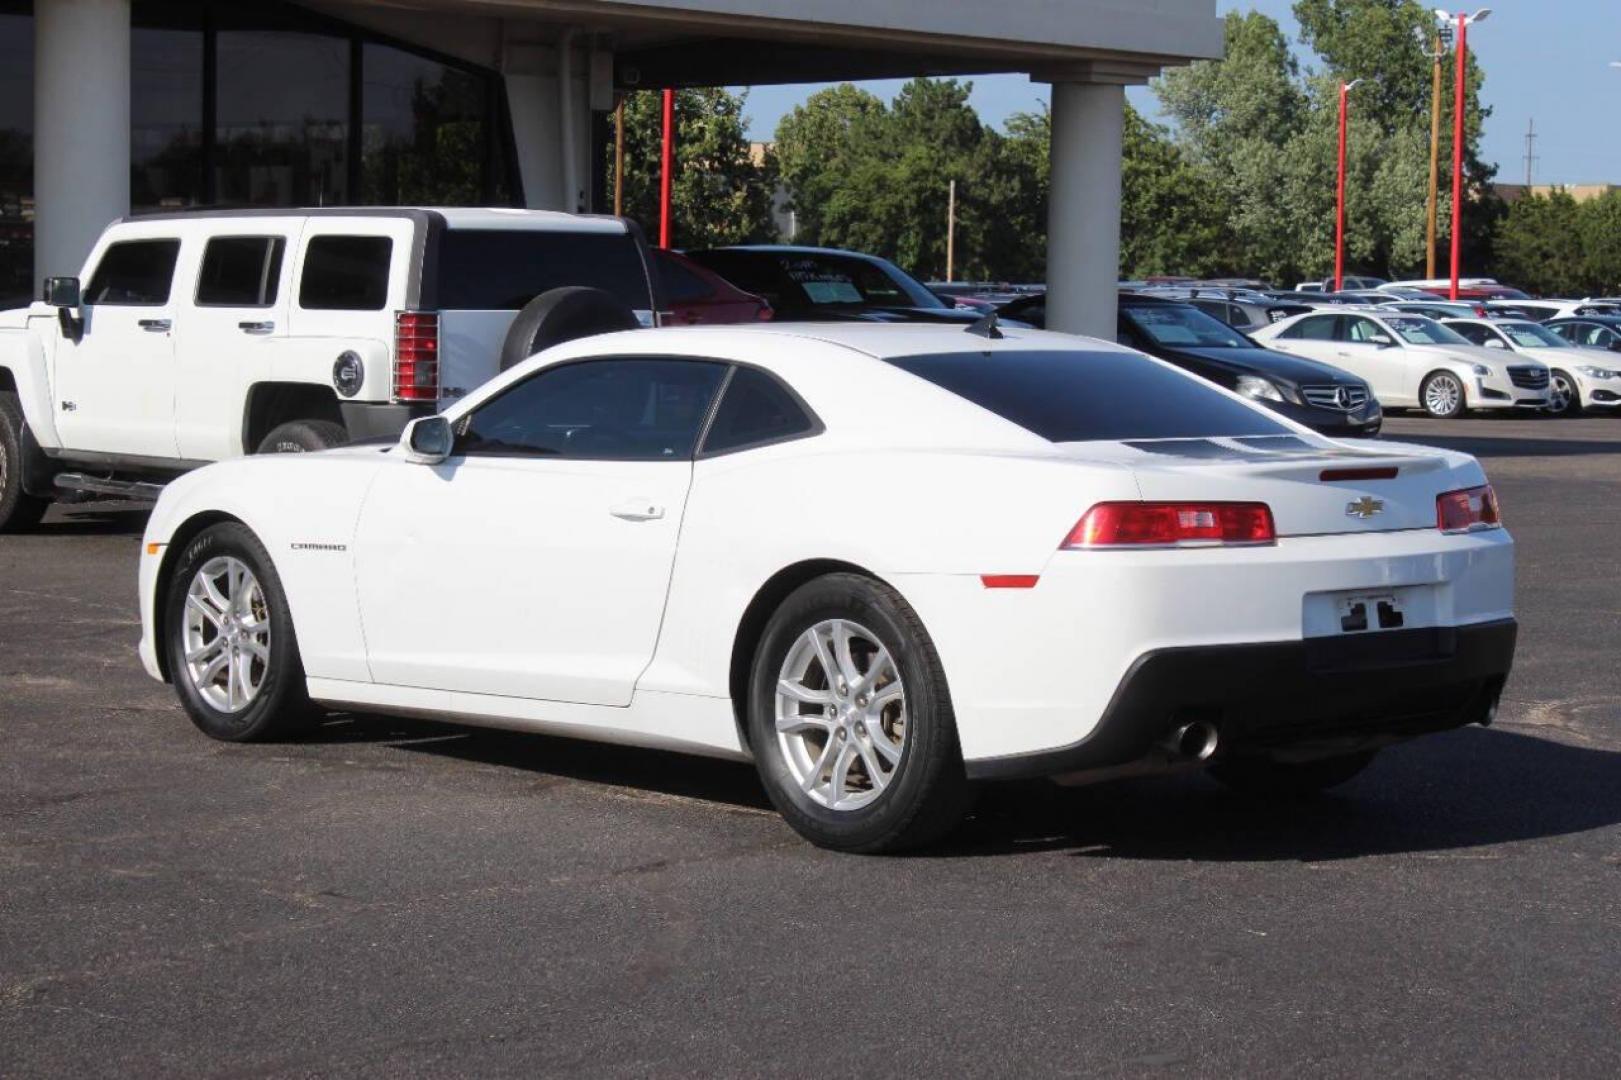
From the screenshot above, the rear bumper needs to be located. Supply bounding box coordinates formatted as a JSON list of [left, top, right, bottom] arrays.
[[966, 618, 1516, 781]]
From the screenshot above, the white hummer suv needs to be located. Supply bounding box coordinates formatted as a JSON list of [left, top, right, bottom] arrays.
[[0, 208, 657, 531]]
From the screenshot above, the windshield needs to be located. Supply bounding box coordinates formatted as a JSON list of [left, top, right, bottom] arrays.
[[776, 253, 943, 309], [1500, 322, 1568, 349], [1123, 304, 1250, 348], [1385, 316, 1471, 346]]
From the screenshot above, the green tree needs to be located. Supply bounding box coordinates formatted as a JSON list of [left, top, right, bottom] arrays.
[[608, 87, 778, 249], [1119, 104, 1229, 279], [773, 84, 886, 244], [1493, 190, 1586, 297], [1576, 191, 1621, 295]]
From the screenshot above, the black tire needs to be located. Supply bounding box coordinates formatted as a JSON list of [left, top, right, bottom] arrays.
[[1420, 371, 1467, 419], [1208, 750, 1377, 798], [499, 286, 640, 372], [1548, 370, 1583, 417], [746, 573, 971, 853], [0, 394, 49, 534], [163, 522, 315, 742], [255, 419, 349, 455]]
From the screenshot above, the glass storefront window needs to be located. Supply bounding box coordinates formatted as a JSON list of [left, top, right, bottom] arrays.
[[362, 43, 495, 206], [0, 3, 33, 305], [131, 22, 205, 212], [215, 29, 351, 207]]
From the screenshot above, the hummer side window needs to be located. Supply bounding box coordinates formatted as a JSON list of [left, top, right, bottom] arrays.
[[196, 236, 285, 307], [84, 240, 181, 306], [298, 236, 392, 311]]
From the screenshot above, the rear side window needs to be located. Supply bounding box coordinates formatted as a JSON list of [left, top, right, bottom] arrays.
[[886, 349, 1291, 443], [702, 366, 818, 455], [196, 236, 285, 307], [434, 230, 653, 312], [1281, 315, 1338, 341], [299, 236, 393, 310], [85, 239, 181, 305], [656, 253, 714, 304], [456, 358, 727, 460]]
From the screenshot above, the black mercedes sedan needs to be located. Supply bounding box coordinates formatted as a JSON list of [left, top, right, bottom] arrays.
[[683, 246, 991, 325], [998, 292, 1383, 437]]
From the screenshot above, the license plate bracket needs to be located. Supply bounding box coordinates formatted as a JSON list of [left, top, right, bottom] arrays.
[[1340, 593, 1405, 633]]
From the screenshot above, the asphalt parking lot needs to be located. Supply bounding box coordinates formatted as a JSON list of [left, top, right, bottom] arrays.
[[3, 414, 1619, 1077]]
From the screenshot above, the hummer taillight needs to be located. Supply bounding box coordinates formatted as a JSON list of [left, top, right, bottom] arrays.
[[394, 311, 440, 403]]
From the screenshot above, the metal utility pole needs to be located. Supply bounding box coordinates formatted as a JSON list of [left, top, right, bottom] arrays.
[[1523, 117, 1538, 187], [946, 179, 957, 283], [1334, 80, 1364, 292], [612, 96, 625, 217]]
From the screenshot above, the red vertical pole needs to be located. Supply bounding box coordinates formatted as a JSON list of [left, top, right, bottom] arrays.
[[1335, 82, 1349, 293], [1449, 13, 1467, 300], [659, 89, 675, 249]]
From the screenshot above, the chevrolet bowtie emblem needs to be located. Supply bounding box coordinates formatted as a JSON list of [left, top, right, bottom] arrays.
[[1346, 496, 1385, 519]]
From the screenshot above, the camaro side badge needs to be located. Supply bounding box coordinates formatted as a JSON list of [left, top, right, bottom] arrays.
[[1346, 496, 1385, 519], [290, 542, 348, 552]]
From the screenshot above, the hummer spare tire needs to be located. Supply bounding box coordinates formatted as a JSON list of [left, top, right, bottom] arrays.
[[499, 287, 641, 373]]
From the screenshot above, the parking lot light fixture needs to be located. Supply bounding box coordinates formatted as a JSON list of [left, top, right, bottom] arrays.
[[1435, 8, 1491, 300]]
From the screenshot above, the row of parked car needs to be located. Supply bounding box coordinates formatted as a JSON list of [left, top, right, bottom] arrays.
[[0, 208, 1613, 536]]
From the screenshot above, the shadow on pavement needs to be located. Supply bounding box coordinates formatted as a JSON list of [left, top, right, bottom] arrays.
[[306, 715, 1621, 862], [39, 504, 152, 535]]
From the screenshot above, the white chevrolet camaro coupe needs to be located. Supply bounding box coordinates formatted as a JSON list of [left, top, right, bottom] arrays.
[[137, 323, 1517, 852]]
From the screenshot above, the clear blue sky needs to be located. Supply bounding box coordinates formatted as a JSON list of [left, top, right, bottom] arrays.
[[737, 1, 1621, 186]]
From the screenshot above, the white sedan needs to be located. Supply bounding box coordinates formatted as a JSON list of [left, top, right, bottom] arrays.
[[137, 323, 1517, 852], [1251, 309, 1550, 418], [1442, 318, 1621, 417]]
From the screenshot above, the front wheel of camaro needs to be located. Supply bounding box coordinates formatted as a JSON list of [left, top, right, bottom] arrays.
[[748, 573, 970, 853], [163, 522, 315, 742]]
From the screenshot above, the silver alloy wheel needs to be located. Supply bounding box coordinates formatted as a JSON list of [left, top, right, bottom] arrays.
[[775, 618, 907, 811], [1549, 373, 1574, 414], [183, 556, 271, 713], [1425, 374, 1462, 416]]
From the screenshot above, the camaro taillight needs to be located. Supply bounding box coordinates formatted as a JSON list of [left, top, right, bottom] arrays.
[[1436, 484, 1502, 533], [1062, 502, 1276, 548], [394, 311, 440, 403]]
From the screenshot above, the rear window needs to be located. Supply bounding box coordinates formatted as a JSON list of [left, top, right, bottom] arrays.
[[300, 236, 393, 310], [886, 349, 1292, 443], [435, 229, 653, 311]]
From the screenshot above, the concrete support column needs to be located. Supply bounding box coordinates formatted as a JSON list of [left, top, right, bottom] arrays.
[[1045, 80, 1124, 339], [34, 0, 130, 289], [502, 36, 599, 212]]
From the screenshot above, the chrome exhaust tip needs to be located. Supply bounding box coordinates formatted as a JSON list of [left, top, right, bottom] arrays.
[[1161, 720, 1220, 763]]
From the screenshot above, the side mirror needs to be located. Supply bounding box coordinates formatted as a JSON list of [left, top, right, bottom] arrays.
[[43, 276, 80, 308], [1483, 338, 1506, 349], [401, 415, 453, 465], [44, 276, 83, 343], [1371, 334, 1395, 348]]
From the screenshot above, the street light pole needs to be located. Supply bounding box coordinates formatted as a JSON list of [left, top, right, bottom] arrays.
[[1438, 8, 1490, 300], [659, 89, 674, 249], [1335, 79, 1363, 293]]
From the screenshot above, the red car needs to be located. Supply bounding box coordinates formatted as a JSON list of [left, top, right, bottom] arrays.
[[652, 248, 773, 325]]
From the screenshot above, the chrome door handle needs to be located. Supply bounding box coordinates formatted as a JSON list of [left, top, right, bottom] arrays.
[[610, 501, 665, 522], [238, 320, 275, 334], [138, 319, 171, 333]]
